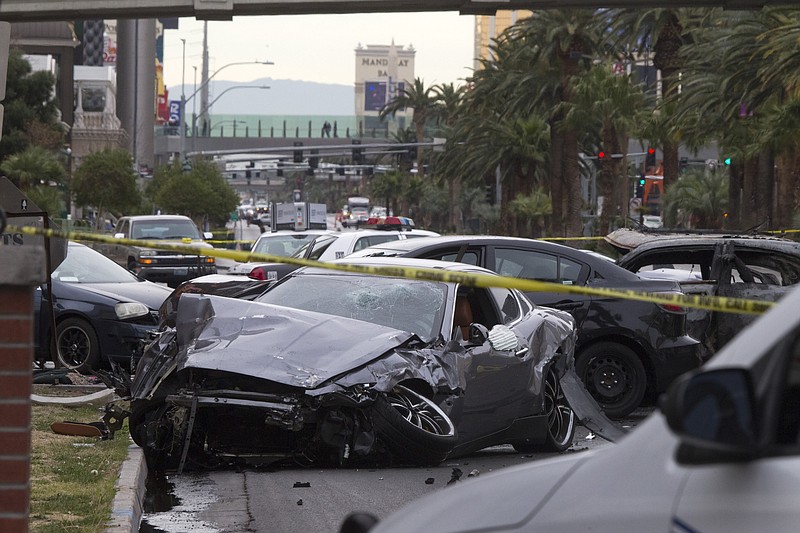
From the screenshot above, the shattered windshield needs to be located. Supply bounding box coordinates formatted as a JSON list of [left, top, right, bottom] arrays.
[[255, 273, 448, 341]]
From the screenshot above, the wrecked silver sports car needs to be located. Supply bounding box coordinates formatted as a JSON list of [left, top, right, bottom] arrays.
[[128, 258, 621, 471]]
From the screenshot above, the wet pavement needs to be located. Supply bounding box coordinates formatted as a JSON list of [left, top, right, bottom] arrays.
[[137, 407, 653, 533]]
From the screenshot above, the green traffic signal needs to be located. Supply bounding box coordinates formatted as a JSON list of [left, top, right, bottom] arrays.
[[724, 157, 732, 165], [639, 178, 645, 185]]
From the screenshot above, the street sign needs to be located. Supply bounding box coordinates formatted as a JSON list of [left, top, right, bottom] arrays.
[[169, 99, 181, 125]]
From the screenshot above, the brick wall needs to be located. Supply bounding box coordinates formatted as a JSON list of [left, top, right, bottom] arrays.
[[0, 285, 34, 533]]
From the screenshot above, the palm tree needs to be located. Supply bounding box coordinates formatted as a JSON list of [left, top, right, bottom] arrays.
[[379, 78, 439, 174], [566, 62, 646, 234], [505, 10, 604, 236], [0, 145, 66, 192], [509, 188, 552, 238], [662, 168, 728, 229], [432, 82, 467, 231], [608, 8, 688, 193]]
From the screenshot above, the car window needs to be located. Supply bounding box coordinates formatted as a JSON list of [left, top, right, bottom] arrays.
[[116, 219, 128, 236], [131, 219, 202, 240], [495, 248, 581, 284], [421, 248, 480, 266], [489, 288, 521, 325], [352, 234, 401, 252], [253, 234, 319, 257], [293, 235, 337, 259], [257, 274, 447, 341], [53, 245, 139, 283]]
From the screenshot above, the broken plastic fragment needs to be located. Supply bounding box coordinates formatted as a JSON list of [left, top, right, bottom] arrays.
[[424, 478, 435, 485], [293, 482, 311, 488], [447, 468, 463, 485], [297, 499, 303, 506], [468, 469, 480, 477]]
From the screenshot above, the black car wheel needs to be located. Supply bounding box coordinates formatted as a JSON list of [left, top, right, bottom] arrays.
[[576, 342, 646, 418], [372, 384, 456, 466], [513, 364, 575, 453], [55, 318, 101, 374]]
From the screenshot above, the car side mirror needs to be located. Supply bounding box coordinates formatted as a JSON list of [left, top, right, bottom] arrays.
[[203, 232, 213, 240], [469, 323, 490, 345], [662, 368, 758, 452]]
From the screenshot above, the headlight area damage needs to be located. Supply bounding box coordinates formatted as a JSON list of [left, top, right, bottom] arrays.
[[123, 293, 623, 473]]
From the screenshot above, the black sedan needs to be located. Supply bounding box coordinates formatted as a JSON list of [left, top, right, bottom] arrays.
[[347, 236, 702, 418], [127, 258, 622, 472], [34, 242, 172, 373]]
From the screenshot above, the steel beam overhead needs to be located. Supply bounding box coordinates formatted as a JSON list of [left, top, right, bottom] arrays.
[[0, 0, 788, 22]]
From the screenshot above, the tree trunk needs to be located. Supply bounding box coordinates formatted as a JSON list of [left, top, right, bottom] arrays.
[[548, 118, 565, 237]]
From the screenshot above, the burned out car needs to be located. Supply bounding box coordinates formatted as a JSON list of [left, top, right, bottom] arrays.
[[608, 228, 800, 354], [128, 258, 622, 471]]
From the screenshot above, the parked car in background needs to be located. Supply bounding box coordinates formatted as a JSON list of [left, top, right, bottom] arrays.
[[128, 258, 621, 472], [360, 282, 800, 533], [90, 215, 217, 288], [225, 228, 334, 275], [238, 217, 439, 282], [34, 242, 172, 373], [608, 228, 800, 354], [348, 235, 701, 418]]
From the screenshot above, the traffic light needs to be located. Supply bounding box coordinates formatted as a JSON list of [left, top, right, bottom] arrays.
[[724, 156, 732, 165], [485, 184, 496, 205], [336, 166, 345, 176], [309, 149, 319, 169], [635, 175, 645, 199], [293, 141, 303, 164], [645, 147, 656, 169], [352, 140, 363, 164], [596, 150, 609, 164]]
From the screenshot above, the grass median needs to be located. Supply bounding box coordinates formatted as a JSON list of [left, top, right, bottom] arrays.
[[29, 386, 132, 533]]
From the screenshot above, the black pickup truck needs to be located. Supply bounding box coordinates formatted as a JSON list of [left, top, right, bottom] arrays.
[[92, 215, 217, 287]]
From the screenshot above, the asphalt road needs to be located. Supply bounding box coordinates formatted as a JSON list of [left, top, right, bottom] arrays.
[[139, 409, 651, 533]]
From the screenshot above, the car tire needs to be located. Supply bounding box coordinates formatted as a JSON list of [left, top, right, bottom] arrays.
[[513, 364, 576, 453], [576, 342, 646, 419], [55, 318, 101, 374], [372, 384, 457, 466], [130, 401, 183, 472]]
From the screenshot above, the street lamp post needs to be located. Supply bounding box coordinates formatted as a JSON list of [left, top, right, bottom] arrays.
[[191, 85, 269, 145], [179, 60, 273, 161]]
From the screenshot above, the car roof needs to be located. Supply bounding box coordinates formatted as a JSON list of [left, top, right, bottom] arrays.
[[605, 228, 800, 254], [122, 215, 194, 221], [324, 256, 500, 278], [350, 234, 597, 256]]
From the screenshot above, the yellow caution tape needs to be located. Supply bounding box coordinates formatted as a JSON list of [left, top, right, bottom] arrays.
[[9, 224, 774, 316]]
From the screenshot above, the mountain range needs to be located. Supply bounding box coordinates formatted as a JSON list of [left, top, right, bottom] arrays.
[[180, 77, 357, 116]]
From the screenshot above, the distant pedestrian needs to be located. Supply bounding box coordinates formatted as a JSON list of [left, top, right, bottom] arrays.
[[322, 121, 331, 138]]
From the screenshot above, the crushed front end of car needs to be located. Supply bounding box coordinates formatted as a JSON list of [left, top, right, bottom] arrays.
[[128, 294, 466, 472]]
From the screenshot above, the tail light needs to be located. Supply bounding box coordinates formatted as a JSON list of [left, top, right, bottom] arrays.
[[249, 267, 266, 280], [653, 292, 687, 314]]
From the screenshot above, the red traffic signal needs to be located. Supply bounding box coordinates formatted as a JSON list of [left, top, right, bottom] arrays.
[[645, 147, 657, 168], [598, 150, 607, 159]]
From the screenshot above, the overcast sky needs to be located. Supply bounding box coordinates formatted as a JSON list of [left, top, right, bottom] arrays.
[[160, 12, 476, 93]]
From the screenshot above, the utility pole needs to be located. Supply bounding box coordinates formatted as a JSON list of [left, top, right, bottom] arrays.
[[200, 21, 209, 137]]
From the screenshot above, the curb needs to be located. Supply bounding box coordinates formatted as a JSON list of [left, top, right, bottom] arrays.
[[106, 444, 148, 533]]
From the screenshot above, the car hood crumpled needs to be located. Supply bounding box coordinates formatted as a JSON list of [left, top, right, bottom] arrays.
[[173, 293, 415, 389], [57, 280, 170, 311]]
